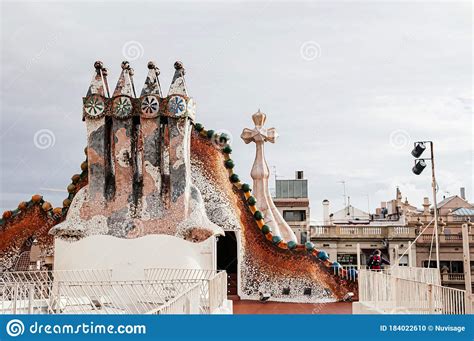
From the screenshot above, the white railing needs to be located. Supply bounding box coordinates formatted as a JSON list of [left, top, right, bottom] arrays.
[[144, 268, 216, 281], [418, 234, 474, 243], [208, 271, 227, 313], [393, 226, 410, 235], [339, 227, 359, 235], [0, 279, 199, 314], [1, 269, 112, 284], [389, 266, 440, 285], [362, 227, 382, 235], [144, 268, 228, 314], [0, 268, 226, 315], [358, 269, 470, 314], [442, 273, 471, 283], [447, 273, 464, 281], [146, 282, 201, 315], [312, 226, 330, 235], [310, 226, 415, 238]]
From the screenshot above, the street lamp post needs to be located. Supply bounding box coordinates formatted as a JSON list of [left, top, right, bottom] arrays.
[[411, 141, 440, 271]]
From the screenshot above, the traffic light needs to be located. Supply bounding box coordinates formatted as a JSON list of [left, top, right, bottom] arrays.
[[411, 142, 426, 158], [412, 159, 426, 175]]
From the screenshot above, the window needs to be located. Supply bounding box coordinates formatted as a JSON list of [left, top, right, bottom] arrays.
[[423, 260, 464, 273], [337, 254, 356, 265], [283, 210, 306, 221], [398, 255, 408, 267], [423, 260, 437, 268], [275, 180, 308, 198], [451, 261, 463, 273], [300, 232, 307, 244]]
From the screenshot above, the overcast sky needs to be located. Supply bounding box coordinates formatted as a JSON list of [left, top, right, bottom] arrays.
[[0, 1, 472, 222]]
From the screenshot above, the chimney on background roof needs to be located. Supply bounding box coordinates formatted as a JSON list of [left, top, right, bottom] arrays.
[[295, 171, 304, 180], [460, 187, 466, 200], [423, 197, 430, 215], [322, 200, 330, 225]]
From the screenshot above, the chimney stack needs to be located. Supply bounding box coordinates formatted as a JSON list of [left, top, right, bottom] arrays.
[[322, 199, 330, 225], [295, 171, 304, 180], [423, 197, 430, 215], [460, 187, 466, 200]]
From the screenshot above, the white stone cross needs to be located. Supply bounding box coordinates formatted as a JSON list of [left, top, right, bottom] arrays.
[[241, 110, 297, 242], [241, 110, 278, 145]]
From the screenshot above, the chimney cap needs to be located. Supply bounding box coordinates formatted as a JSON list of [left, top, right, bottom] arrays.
[[147, 61, 160, 74], [295, 170, 304, 179], [174, 61, 184, 70], [94, 61, 104, 70], [121, 61, 130, 70]]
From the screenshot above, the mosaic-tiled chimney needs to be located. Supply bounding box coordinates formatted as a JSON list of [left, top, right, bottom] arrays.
[[51, 61, 222, 241]]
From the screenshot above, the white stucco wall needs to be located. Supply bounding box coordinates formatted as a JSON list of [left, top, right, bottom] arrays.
[[54, 234, 216, 280]]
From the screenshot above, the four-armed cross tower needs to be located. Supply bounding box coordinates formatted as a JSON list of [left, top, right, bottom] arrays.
[[241, 110, 297, 242]]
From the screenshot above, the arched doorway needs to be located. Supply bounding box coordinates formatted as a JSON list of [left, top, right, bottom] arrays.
[[217, 231, 238, 296]]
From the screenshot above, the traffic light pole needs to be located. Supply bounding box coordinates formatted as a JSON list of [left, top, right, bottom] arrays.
[[429, 142, 440, 271]]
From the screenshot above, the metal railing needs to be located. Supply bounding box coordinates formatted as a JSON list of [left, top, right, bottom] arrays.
[[0, 269, 113, 284], [0, 268, 227, 315], [0, 279, 198, 314], [144, 268, 228, 314], [144, 268, 217, 281], [208, 271, 227, 313], [330, 265, 439, 284], [358, 269, 470, 314], [388, 266, 440, 285], [146, 282, 201, 315], [332, 265, 367, 280]]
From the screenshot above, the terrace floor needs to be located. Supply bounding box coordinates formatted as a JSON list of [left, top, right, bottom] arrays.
[[232, 300, 352, 314]]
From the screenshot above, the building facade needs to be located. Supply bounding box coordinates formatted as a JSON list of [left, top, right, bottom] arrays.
[[273, 171, 310, 244], [309, 186, 474, 291], [405, 190, 474, 290], [311, 188, 416, 267]]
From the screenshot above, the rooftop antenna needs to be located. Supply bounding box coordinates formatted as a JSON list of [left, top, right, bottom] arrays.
[[366, 194, 370, 215], [347, 196, 351, 217], [272, 165, 278, 185], [338, 180, 347, 208]]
